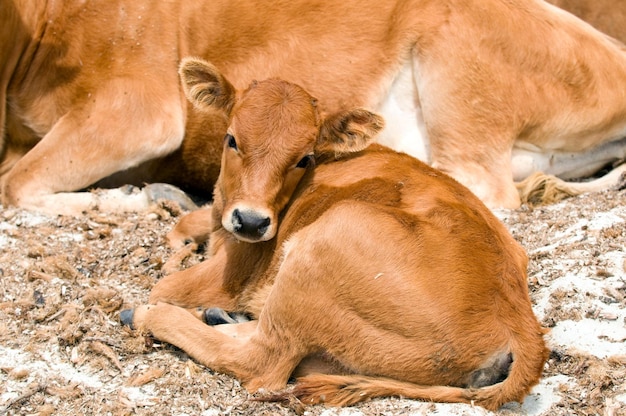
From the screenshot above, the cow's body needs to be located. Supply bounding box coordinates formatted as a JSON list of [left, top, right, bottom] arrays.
[[122, 59, 548, 410], [3, 0, 626, 214], [547, 0, 626, 44]]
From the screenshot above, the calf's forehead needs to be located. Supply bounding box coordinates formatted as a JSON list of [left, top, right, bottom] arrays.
[[230, 79, 320, 152]]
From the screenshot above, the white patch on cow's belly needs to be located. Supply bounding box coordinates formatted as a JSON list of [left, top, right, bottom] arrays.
[[375, 59, 430, 164], [512, 137, 626, 181]]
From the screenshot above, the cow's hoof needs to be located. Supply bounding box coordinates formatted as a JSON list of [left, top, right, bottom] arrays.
[[204, 307, 251, 325], [144, 183, 199, 211], [120, 309, 135, 329]]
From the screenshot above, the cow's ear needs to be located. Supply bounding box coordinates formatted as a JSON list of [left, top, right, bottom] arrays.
[[179, 57, 236, 114], [316, 109, 384, 156]]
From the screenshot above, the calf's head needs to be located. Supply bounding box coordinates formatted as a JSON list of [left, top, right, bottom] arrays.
[[179, 57, 384, 242]]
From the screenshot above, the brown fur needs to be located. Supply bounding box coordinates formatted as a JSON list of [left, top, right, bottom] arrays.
[[547, 0, 626, 44], [2, 0, 626, 213], [125, 59, 549, 411]]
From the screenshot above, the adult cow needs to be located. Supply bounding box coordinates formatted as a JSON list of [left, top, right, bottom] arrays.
[[2, 0, 626, 214], [121, 58, 549, 410]]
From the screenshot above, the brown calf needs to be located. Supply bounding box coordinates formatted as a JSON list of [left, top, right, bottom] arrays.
[[2, 0, 626, 214], [122, 59, 548, 410]]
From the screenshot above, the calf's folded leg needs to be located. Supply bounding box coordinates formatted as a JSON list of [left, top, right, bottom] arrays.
[[130, 302, 305, 392]]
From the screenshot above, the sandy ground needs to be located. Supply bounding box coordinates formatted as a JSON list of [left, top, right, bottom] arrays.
[[0, 188, 624, 416]]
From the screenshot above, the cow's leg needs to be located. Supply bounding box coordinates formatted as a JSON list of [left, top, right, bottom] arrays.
[[130, 302, 306, 392], [121, 245, 240, 330], [438, 131, 626, 208], [1, 81, 185, 215], [166, 207, 214, 250], [412, 56, 521, 209], [0, 146, 27, 178], [209, 319, 257, 340], [148, 246, 237, 311], [161, 207, 215, 274], [431, 148, 521, 209], [206, 318, 351, 377]]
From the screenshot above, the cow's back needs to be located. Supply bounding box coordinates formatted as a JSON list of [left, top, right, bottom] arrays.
[[262, 144, 535, 388], [280, 143, 524, 267], [1, 0, 436, 191]]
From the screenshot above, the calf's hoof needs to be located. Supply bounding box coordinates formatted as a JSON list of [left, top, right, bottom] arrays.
[[204, 307, 251, 325], [120, 309, 136, 329]]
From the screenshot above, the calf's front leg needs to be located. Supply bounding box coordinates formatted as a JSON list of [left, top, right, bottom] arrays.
[[166, 207, 214, 250], [148, 246, 237, 310]]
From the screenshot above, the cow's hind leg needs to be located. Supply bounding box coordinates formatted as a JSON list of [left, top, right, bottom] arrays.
[[128, 302, 307, 392]]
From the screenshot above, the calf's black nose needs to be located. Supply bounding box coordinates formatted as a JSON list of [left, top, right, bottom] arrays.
[[232, 208, 271, 239]]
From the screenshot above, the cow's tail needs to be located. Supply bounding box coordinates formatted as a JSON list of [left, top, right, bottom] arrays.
[[292, 333, 549, 411]]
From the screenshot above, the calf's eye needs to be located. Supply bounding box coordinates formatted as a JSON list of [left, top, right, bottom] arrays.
[[296, 154, 314, 169], [225, 134, 238, 151]]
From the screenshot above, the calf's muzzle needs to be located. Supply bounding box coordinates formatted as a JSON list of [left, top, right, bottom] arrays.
[[231, 208, 271, 241]]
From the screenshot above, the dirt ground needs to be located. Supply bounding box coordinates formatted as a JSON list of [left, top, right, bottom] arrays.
[[0, 187, 624, 416]]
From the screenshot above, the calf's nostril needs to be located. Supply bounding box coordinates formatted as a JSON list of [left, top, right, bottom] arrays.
[[232, 208, 243, 232], [258, 216, 270, 234]]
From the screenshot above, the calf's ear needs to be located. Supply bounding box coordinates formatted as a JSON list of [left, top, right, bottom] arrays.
[[316, 109, 384, 157], [178, 57, 236, 114]]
